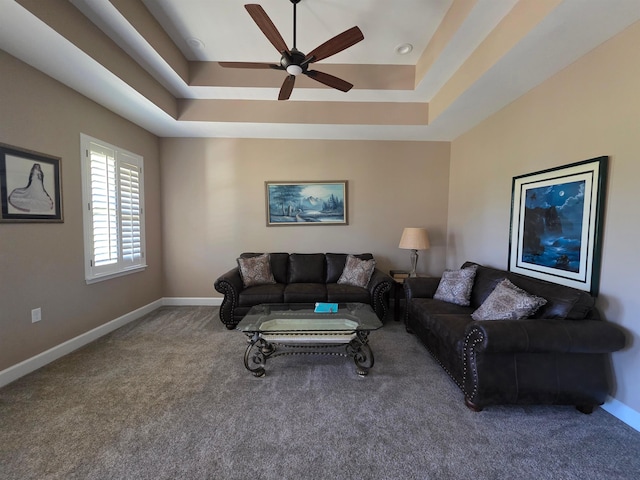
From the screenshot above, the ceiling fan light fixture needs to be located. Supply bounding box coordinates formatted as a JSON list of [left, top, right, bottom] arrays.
[[286, 65, 303, 76]]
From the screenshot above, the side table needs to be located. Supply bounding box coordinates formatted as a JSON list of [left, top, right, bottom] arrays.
[[389, 270, 409, 322]]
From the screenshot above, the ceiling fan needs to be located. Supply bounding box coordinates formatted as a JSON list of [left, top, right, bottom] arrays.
[[219, 0, 364, 101]]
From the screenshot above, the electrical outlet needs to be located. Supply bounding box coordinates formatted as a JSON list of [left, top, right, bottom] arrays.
[[31, 308, 42, 323]]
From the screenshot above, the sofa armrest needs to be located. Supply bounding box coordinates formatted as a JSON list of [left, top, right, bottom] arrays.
[[214, 267, 244, 329], [367, 269, 394, 320], [464, 318, 626, 354], [403, 276, 441, 301], [367, 268, 393, 293]]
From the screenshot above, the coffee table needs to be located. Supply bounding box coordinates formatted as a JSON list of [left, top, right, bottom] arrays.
[[236, 303, 383, 377]]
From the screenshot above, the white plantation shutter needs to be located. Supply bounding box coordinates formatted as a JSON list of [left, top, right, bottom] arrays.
[[118, 156, 142, 266], [89, 142, 118, 267], [81, 135, 146, 283]]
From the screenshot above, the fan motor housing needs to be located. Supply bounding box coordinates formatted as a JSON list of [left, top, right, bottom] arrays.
[[280, 49, 308, 75]]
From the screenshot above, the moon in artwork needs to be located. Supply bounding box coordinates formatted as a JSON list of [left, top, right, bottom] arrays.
[[559, 191, 565, 197]]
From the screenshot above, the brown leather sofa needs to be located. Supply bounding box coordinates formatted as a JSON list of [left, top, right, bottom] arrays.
[[404, 261, 626, 413], [214, 253, 393, 329]]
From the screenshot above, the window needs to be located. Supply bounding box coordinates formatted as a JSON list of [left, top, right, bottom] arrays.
[[80, 134, 146, 283]]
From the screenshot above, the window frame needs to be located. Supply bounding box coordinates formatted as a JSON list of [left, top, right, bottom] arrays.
[[80, 134, 147, 284]]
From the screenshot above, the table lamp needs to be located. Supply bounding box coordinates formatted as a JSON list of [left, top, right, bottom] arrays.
[[399, 227, 430, 277]]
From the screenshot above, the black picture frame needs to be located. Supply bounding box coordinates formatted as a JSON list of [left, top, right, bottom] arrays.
[[0, 143, 63, 223], [508, 156, 608, 295]]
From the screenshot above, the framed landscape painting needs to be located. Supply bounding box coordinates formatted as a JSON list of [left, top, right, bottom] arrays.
[[508, 157, 608, 295], [0, 143, 63, 223], [265, 181, 348, 226]]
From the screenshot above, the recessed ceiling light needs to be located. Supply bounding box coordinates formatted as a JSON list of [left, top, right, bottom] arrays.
[[187, 37, 205, 50], [396, 43, 413, 55]]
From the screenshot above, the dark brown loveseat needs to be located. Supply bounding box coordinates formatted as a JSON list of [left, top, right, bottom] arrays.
[[404, 261, 626, 413], [214, 253, 393, 329]]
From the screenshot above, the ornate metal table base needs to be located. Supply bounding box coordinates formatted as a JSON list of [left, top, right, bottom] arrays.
[[243, 330, 375, 377]]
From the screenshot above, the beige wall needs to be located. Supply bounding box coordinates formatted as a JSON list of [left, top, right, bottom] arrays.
[[0, 51, 163, 371], [0, 48, 450, 377], [448, 22, 640, 413], [160, 138, 450, 297]]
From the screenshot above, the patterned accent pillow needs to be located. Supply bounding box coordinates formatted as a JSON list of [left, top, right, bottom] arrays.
[[433, 265, 478, 306], [237, 253, 276, 288], [471, 278, 548, 321], [337, 255, 376, 288]]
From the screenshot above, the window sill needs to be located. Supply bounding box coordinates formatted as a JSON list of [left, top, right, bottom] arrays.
[[85, 265, 148, 285]]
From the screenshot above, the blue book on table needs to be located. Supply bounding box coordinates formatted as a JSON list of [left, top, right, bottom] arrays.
[[314, 302, 339, 313]]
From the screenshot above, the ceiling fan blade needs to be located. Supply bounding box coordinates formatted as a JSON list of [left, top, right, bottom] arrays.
[[304, 70, 353, 92], [278, 75, 296, 101], [304, 26, 364, 63], [245, 4, 290, 55], [219, 62, 282, 70]]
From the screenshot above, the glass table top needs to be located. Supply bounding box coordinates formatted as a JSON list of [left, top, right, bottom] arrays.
[[236, 303, 383, 333]]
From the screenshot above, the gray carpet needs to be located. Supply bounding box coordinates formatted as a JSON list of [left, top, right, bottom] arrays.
[[1, 306, 639, 480]]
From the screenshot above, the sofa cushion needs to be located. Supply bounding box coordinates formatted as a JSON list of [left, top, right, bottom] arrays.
[[238, 283, 285, 307], [463, 261, 587, 319], [269, 253, 290, 284], [337, 254, 376, 288], [464, 262, 505, 308], [288, 254, 325, 283], [410, 297, 475, 316], [409, 300, 473, 355], [433, 265, 478, 306], [237, 253, 276, 287], [471, 279, 547, 321], [240, 252, 289, 284], [509, 275, 582, 320], [326, 283, 370, 304], [563, 291, 597, 320], [284, 283, 327, 303], [326, 253, 374, 283]]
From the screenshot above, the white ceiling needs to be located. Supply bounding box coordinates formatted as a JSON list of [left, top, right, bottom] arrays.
[[143, 0, 453, 65], [1, 0, 640, 141]]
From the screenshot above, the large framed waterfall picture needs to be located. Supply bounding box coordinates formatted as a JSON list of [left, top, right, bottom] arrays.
[[508, 157, 608, 295], [0, 143, 63, 222], [265, 181, 348, 226]]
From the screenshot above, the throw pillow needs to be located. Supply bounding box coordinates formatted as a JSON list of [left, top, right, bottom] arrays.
[[471, 278, 548, 321], [337, 255, 376, 288], [237, 253, 276, 288], [433, 265, 478, 306]]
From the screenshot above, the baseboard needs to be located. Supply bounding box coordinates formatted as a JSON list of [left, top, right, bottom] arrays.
[[0, 298, 221, 388], [162, 297, 222, 306], [601, 396, 640, 433], [0, 299, 163, 389]]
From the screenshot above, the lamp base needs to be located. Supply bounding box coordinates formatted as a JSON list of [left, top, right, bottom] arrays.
[[409, 249, 418, 277]]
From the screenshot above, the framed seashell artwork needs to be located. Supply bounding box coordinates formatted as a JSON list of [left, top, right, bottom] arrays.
[[1, 143, 63, 222]]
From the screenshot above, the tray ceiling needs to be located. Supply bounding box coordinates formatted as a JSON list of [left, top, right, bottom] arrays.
[[1, 0, 639, 141]]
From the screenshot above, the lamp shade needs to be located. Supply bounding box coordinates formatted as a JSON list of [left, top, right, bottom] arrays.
[[399, 227, 430, 250]]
